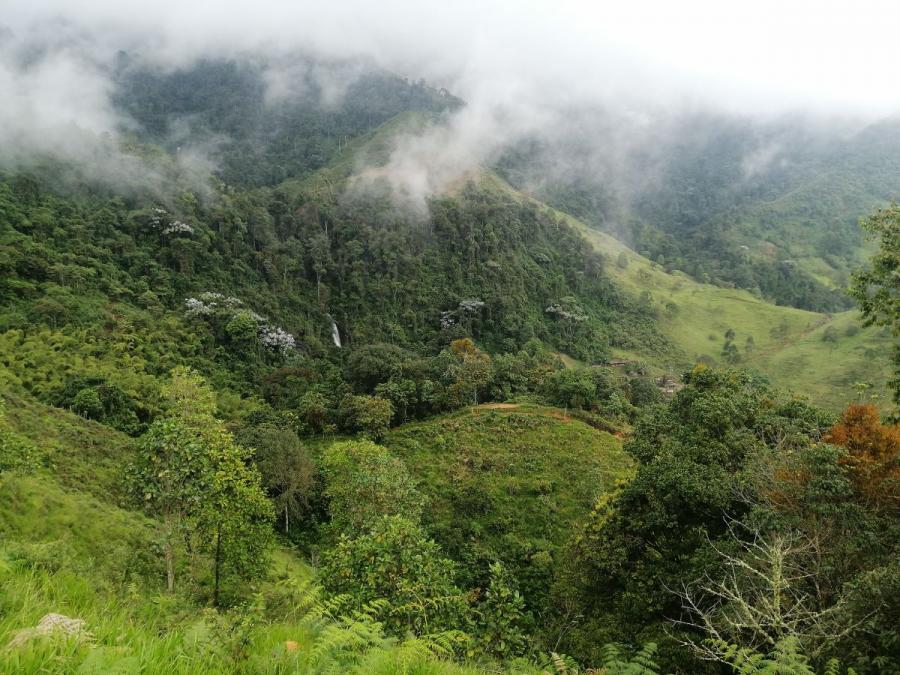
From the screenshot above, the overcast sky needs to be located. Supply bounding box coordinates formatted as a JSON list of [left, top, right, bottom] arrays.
[[4, 0, 900, 115], [3, 0, 899, 201]]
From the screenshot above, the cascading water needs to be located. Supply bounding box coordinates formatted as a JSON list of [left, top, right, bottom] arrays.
[[329, 317, 342, 348]]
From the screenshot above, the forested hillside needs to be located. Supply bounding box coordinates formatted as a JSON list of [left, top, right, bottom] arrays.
[[498, 113, 900, 313], [114, 57, 461, 188], [2, 49, 899, 675]]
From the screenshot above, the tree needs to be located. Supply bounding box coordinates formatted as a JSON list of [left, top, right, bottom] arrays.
[[443, 338, 494, 408], [546, 368, 610, 410], [723, 329, 741, 363], [128, 368, 273, 599], [823, 404, 900, 515], [345, 343, 410, 392], [338, 394, 394, 440], [474, 562, 527, 660], [675, 522, 852, 664], [225, 311, 260, 354], [237, 424, 316, 534], [850, 204, 900, 407], [628, 376, 664, 408], [557, 368, 832, 664], [296, 389, 334, 435], [374, 377, 416, 424], [195, 428, 274, 606], [321, 440, 423, 535], [320, 515, 470, 636]]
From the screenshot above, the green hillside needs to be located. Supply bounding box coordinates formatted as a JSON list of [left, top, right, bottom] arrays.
[[497, 113, 900, 313], [386, 403, 630, 610], [572, 223, 892, 410], [0, 392, 555, 674], [2, 49, 898, 675], [456, 167, 891, 410]]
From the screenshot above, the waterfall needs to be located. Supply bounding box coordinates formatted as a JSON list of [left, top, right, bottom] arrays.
[[330, 317, 342, 348]]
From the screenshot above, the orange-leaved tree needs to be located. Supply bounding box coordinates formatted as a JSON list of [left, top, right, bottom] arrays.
[[824, 404, 900, 513]]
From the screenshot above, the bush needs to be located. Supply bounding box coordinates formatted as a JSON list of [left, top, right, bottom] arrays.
[[338, 394, 394, 440], [321, 515, 470, 636], [321, 440, 423, 535]]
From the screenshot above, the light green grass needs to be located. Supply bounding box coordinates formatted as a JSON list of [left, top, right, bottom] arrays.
[[384, 403, 630, 607], [573, 223, 891, 410], [0, 394, 537, 674]]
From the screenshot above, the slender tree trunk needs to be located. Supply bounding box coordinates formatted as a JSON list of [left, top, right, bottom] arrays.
[[214, 524, 222, 607], [163, 515, 175, 593], [284, 504, 289, 534], [165, 540, 175, 593]]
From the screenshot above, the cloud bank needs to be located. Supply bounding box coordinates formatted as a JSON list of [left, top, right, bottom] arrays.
[[2, 0, 899, 203]]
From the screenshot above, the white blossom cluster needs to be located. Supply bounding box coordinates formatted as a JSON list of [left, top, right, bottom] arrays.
[[184, 292, 245, 317], [149, 207, 167, 226], [162, 221, 195, 235], [441, 298, 485, 330], [457, 298, 486, 315], [258, 324, 296, 353], [184, 292, 296, 355], [545, 303, 588, 322], [150, 206, 194, 236]]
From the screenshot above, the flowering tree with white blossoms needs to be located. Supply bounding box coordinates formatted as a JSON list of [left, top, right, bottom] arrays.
[[184, 292, 297, 357]]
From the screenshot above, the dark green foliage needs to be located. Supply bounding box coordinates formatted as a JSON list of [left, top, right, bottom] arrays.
[[320, 515, 470, 637], [3, 55, 897, 674], [851, 203, 900, 408], [0, 163, 663, 437], [627, 376, 664, 407], [114, 58, 460, 188], [474, 562, 527, 660], [558, 367, 833, 667], [126, 368, 273, 600], [545, 368, 601, 410], [236, 423, 317, 535], [337, 394, 394, 440], [320, 440, 423, 536], [51, 376, 146, 435], [345, 343, 413, 392]]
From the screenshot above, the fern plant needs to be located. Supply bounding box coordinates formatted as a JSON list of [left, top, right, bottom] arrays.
[[543, 642, 660, 675], [708, 636, 858, 675]]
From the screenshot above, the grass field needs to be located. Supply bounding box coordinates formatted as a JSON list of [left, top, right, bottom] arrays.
[[572, 223, 891, 410], [385, 403, 630, 610]]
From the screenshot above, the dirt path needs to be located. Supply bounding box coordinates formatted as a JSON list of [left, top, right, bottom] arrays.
[[476, 403, 520, 410]]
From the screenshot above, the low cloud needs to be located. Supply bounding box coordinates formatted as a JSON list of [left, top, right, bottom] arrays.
[[1, 1, 898, 206]]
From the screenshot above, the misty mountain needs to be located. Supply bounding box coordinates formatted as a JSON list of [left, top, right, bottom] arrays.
[[112, 56, 460, 188], [498, 111, 900, 312], [100, 56, 897, 315]]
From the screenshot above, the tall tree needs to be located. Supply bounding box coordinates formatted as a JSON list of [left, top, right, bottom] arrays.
[[128, 368, 273, 600], [851, 204, 900, 410]]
